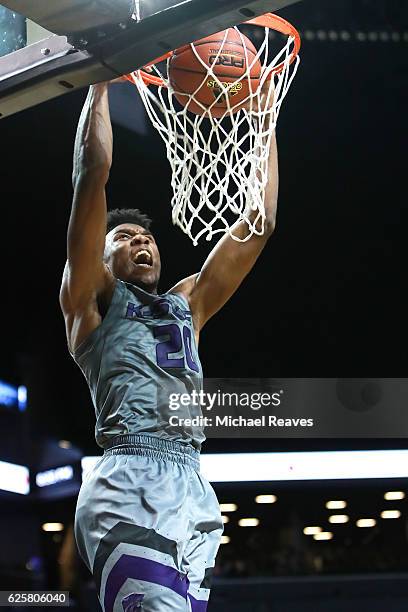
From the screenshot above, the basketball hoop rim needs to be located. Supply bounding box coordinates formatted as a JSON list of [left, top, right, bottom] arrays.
[[125, 12, 301, 87]]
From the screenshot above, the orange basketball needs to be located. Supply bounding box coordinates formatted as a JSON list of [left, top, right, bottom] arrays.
[[168, 28, 261, 118]]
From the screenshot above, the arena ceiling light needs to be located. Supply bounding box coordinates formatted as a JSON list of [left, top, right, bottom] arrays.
[[220, 536, 230, 544], [219, 503, 238, 512], [313, 532, 333, 541], [222, 516, 230, 524], [303, 526, 322, 535], [238, 518, 259, 527], [42, 522, 64, 532], [356, 518, 376, 528], [329, 515, 349, 524], [255, 494, 277, 504], [384, 491, 405, 501], [381, 510, 401, 519], [326, 500, 347, 509]]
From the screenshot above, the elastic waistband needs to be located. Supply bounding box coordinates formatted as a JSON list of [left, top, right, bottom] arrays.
[[102, 434, 200, 471]]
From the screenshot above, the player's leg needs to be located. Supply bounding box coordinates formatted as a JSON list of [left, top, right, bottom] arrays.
[[185, 530, 221, 611], [97, 535, 190, 611], [93, 523, 191, 611], [75, 450, 195, 611], [183, 472, 224, 611]]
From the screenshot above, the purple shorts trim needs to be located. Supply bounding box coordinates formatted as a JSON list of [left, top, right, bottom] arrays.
[[105, 554, 189, 611]]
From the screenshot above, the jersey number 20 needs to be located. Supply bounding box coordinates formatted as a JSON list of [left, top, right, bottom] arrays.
[[154, 324, 199, 372]]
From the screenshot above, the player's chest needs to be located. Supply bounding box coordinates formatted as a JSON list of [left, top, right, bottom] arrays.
[[123, 296, 191, 325], [121, 297, 200, 373]]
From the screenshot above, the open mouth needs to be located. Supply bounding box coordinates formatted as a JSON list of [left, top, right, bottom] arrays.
[[133, 249, 153, 268]]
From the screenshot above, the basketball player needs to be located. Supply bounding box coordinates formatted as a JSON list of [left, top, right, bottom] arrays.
[[60, 80, 277, 611]]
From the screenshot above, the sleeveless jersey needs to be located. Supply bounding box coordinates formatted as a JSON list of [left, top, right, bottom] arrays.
[[71, 279, 205, 450]]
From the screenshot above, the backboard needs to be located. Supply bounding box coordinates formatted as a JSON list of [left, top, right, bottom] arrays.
[[0, 0, 302, 119]]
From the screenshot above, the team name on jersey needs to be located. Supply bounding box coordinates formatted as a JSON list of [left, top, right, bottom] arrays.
[[125, 298, 191, 322]]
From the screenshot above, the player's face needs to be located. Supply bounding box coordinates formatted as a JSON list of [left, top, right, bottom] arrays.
[[105, 223, 161, 293]]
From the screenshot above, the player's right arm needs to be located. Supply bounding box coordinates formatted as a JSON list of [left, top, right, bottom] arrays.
[[59, 83, 115, 353]]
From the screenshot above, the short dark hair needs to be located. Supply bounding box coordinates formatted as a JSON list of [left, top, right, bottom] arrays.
[[106, 208, 153, 234]]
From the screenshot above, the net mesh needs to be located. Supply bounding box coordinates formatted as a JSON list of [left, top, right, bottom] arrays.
[[131, 25, 300, 245]]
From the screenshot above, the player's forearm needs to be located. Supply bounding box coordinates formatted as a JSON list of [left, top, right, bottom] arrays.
[[72, 83, 112, 186], [246, 126, 278, 235], [67, 84, 112, 264], [263, 128, 278, 233]]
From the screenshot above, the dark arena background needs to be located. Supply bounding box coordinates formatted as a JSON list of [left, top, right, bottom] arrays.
[[0, 0, 407, 610]]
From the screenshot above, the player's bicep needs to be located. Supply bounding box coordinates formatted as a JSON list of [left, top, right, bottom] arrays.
[[59, 261, 115, 354], [59, 259, 109, 314]]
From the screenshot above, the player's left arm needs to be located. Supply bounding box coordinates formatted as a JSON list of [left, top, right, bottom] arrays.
[[172, 110, 278, 333]]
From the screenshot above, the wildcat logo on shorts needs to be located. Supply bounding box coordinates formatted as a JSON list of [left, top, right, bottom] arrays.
[[207, 80, 243, 101], [122, 593, 144, 611]]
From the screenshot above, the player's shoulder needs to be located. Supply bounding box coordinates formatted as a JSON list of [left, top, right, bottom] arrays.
[[167, 273, 199, 305]]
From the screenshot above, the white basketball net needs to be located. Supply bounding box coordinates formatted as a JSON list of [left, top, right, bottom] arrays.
[[131, 25, 300, 245]]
